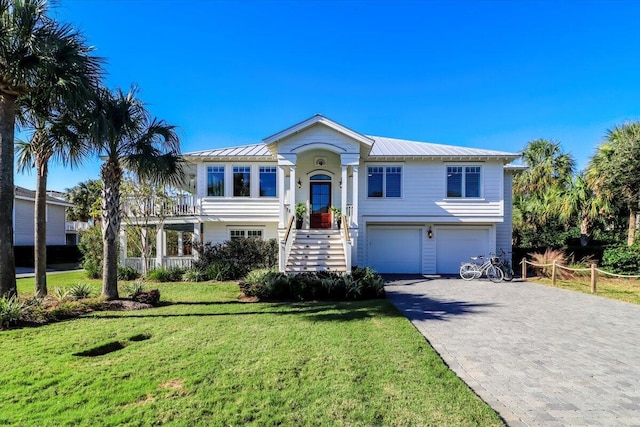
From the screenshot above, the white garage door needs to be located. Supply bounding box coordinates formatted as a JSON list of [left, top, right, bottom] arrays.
[[368, 228, 422, 273], [436, 227, 490, 274]]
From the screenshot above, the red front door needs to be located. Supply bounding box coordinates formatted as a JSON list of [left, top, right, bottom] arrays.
[[310, 182, 331, 229]]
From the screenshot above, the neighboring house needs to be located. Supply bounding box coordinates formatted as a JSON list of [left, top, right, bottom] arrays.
[[14, 186, 74, 247], [121, 115, 520, 274]]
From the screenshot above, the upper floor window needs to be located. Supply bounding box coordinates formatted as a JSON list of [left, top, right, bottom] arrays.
[[233, 166, 251, 197], [447, 166, 481, 198], [207, 166, 224, 197], [259, 166, 277, 197], [367, 165, 402, 198]]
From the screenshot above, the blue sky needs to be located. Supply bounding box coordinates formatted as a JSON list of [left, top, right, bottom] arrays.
[[15, 0, 640, 191]]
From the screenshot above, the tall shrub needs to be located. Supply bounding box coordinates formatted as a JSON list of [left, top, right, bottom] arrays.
[[193, 238, 278, 280], [78, 225, 103, 278], [601, 245, 640, 274]]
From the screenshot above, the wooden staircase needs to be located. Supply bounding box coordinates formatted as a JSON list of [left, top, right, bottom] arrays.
[[286, 229, 346, 273]]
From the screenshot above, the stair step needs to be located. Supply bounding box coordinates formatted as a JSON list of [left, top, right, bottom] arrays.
[[286, 266, 347, 272]]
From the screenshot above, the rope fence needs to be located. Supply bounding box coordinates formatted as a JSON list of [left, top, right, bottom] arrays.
[[521, 258, 640, 294]]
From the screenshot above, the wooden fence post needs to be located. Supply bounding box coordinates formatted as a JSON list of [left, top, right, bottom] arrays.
[[591, 263, 597, 293], [551, 260, 557, 286], [522, 257, 527, 280]]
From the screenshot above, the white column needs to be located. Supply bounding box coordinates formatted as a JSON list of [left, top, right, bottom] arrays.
[[289, 166, 296, 221], [156, 224, 164, 268], [341, 165, 348, 224], [119, 226, 127, 266], [352, 166, 359, 227], [177, 232, 183, 256], [193, 223, 201, 260], [278, 165, 286, 228]]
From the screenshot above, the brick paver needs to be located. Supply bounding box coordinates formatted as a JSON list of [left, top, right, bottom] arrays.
[[385, 277, 640, 427]]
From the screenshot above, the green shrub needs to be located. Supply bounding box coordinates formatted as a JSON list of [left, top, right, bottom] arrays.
[[117, 265, 140, 281], [193, 238, 278, 280], [53, 287, 70, 303], [83, 258, 101, 279], [68, 283, 93, 299], [0, 297, 23, 328], [123, 281, 146, 298], [240, 268, 385, 301], [183, 268, 207, 282], [602, 245, 640, 274], [205, 261, 236, 281], [146, 267, 184, 282]]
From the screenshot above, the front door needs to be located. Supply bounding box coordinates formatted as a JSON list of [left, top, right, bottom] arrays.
[[310, 182, 331, 229]]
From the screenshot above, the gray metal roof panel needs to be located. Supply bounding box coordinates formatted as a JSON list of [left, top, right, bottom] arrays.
[[184, 143, 273, 158], [367, 136, 519, 158]]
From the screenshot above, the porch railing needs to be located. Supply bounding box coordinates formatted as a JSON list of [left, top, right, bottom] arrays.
[[123, 194, 198, 218], [65, 221, 90, 232], [340, 214, 352, 272], [280, 215, 295, 272], [124, 256, 194, 273]]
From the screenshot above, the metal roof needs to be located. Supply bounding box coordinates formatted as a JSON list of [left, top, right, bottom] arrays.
[[183, 136, 519, 160], [367, 136, 519, 159], [184, 143, 273, 159], [15, 186, 74, 207]]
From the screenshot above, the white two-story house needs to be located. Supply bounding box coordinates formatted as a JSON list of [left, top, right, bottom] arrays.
[[121, 115, 520, 275]]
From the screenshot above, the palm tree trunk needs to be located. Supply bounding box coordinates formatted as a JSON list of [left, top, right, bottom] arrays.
[[34, 155, 48, 296], [101, 159, 122, 300], [628, 209, 637, 246], [0, 93, 17, 299], [580, 217, 590, 247]]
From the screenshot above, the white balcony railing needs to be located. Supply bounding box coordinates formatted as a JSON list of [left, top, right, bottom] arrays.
[[124, 194, 198, 218], [124, 256, 194, 273], [65, 221, 90, 232]]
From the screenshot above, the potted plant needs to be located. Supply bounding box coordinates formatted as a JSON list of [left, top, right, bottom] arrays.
[[330, 206, 342, 229], [295, 202, 307, 229]]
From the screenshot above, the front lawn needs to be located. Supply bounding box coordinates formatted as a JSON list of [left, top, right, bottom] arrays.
[[2, 273, 503, 426], [530, 276, 640, 305]]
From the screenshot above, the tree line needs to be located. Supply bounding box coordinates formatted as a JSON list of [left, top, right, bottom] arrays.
[[0, 0, 183, 300], [514, 123, 640, 250]]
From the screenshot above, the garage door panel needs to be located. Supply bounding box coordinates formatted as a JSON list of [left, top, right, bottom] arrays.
[[436, 227, 490, 274], [368, 228, 421, 274]]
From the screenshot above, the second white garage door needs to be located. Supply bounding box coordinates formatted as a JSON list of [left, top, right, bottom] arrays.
[[436, 227, 491, 274], [368, 228, 422, 274]]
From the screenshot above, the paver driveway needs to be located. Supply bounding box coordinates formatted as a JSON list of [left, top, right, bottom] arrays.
[[385, 277, 640, 427]]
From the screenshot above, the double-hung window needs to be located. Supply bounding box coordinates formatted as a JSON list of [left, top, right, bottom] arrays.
[[446, 166, 481, 198], [233, 166, 251, 197], [207, 166, 225, 197], [259, 166, 277, 197], [367, 165, 402, 198]]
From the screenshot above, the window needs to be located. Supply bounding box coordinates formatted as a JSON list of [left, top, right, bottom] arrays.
[[229, 229, 263, 240], [233, 166, 251, 197], [259, 166, 277, 197], [447, 166, 481, 198], [207, 166, 224, 197], [367, 165, 402, 198]]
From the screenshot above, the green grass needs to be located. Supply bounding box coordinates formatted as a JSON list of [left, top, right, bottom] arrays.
[[532, 276, 640, 305], [2, 272, 504, 426]]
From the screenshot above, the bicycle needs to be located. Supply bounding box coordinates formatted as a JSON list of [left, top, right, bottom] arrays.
[[495, 249, 514, 281], [459, 255, 504, 282]]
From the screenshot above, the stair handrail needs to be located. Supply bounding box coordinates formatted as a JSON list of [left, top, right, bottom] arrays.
[[281, 215, 296, 272], [340, 214, 352, 272]]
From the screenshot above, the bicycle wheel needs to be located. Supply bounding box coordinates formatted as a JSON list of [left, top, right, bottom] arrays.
[[502, 267, 514, 282], [460, 263, 478, 280], [486, 265, 504, 283]]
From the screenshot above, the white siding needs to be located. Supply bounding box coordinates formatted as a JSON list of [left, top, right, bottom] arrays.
[[14, 199, 66, 246], [200, 199, 279, 221], [358, 160, 504, 220], [276, 124, 361, 155], [202, 222, 279, 245], [495, 171, 514, 257]]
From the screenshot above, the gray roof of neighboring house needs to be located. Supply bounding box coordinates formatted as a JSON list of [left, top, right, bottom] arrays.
[[15, 186, 73, 207], [184, 136, 518, 160]]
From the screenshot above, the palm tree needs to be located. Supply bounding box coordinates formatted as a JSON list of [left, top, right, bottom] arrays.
[[65, 179, 102, 222], [0, 0, 98, 298], [15, 29, 102, 297], [513, 139, 575, 195], [556, 174, 612, 246], [89, 86, 183, 299], [588, 123, 640, 245]]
